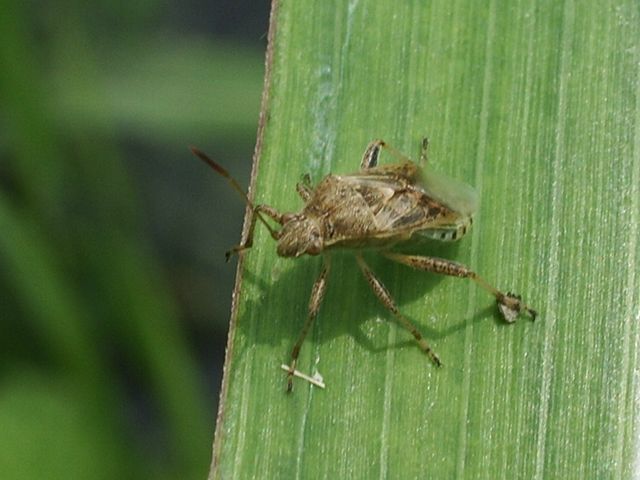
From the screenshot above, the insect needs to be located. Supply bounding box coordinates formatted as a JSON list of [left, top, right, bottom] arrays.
[[192, 138, 536, 392]]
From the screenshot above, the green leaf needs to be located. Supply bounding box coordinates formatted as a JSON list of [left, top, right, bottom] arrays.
[[211, 1, 640, 478]]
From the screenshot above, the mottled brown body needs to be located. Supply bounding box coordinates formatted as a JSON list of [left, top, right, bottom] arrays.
[[192, 138, 536, 391], [306, 172, 452, 250]]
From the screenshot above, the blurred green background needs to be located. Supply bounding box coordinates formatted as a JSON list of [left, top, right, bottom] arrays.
[[0, 1, 269, 478]]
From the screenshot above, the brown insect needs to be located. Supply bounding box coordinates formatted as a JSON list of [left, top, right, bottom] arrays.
[[192, 138, 536, 392]]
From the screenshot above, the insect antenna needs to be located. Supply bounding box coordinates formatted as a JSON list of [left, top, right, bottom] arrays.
[[190, 146, 278, 238]]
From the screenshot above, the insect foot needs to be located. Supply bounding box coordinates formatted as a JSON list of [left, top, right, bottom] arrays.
[[497, 292, 537, 324]]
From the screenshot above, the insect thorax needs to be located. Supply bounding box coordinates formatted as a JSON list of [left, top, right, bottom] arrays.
[[276, 215, 323, 257]]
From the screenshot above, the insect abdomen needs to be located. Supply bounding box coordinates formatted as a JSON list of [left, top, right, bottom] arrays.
[[420, 216, 474, 242]]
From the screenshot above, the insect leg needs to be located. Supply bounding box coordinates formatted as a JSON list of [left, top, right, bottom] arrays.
[[225, 204, 283, 261], [360, 139, 385, 169], [361, 139, 414, 169], [378, 141, 414, 164], [296, 174, 313, 201], [360, 140, 420, 179], [286, 255, 332, 392], [419, 137, 429, 166], [191, 147, 286, 258], [382, 252, 537, 322], [355, 254, 442, 366]]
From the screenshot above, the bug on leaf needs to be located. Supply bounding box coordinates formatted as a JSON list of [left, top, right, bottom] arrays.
[[192, 138, 536, 392]]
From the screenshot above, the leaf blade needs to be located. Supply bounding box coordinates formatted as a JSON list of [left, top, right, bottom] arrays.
[[211, 1, 640, 478]]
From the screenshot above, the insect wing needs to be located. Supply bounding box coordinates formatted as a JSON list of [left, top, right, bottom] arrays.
[[413, 165, 478, 242], [418, 165, 478, 217]]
